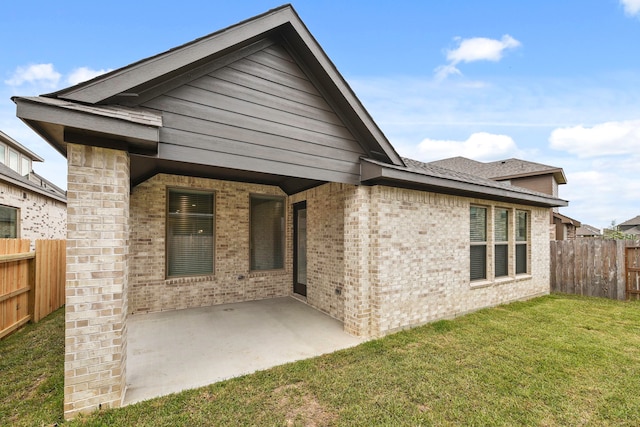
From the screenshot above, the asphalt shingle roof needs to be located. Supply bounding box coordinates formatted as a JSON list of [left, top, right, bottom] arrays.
[[429, 156, 566, 183], [401, 157, 564, 200]]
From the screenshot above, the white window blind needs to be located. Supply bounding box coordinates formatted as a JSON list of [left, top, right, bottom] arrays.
[[167, 189, 214, 277]]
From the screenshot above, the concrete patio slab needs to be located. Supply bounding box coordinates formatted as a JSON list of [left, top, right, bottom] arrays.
[[124, 297, 364, 405]]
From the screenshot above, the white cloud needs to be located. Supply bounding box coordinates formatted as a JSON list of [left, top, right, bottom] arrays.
[[435, 35, 521, 80], [67, 67, 112, 86], [447, 35, 521, 64], [549, 119, 640, 158], [621, 0, 640, 16], [417, 132, 521, 161], [4, 63, 61, 88]]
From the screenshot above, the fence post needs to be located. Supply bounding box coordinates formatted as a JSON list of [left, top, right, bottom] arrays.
[[28, 256, 36, 322]]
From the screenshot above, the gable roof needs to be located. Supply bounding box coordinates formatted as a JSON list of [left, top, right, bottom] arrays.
[[430, 156, 567, 184], [12, 5, 567, 209], [576, 224, 601, 236], [0, 130, 44, 162], [15, 4, 401, 169], [552, 211, 581, 227], [619, 215, 640, 227]]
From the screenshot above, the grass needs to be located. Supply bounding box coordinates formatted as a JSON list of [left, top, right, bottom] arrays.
[[2, 294, 640, 426]]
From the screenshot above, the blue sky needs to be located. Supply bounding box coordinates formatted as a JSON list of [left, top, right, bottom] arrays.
[[2, 0, 639, 229]]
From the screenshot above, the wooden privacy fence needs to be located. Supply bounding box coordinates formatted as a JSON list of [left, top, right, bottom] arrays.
[[550, 239, 640, 300], [627, 246, 640, 300], [0, 239, 66, 339]]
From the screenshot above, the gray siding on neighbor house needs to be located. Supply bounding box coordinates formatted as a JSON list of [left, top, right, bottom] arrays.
[[143, 44, 366, 184]]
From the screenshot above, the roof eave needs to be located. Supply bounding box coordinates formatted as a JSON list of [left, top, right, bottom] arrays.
[[13, 97, 160, 158], [0, 170, 66, 203], [361, 160, 568, 208], [0, 130, 45, 162]]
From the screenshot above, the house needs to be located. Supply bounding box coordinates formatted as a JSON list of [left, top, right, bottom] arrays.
[[13, 5, 567, 418], [0, 131, 66, 243], [618, 215, 640, 236], [576, 224, 602, 238], [551, 211, 581, 240], [430, 157, 581, 240]]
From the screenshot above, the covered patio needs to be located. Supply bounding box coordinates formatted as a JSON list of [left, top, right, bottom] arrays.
[[124, 297, 364, 405]]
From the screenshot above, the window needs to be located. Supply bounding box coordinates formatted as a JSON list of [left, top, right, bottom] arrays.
[[516, 211, 528, 274], [167, 189, 214, 277], [0, 145, 5, 165], [0, 205, 18, 238], [250, 195, 285, 271], [8, 150, 18, 173], [470, 206, 487, 280], [494, 208, 509, 277], [21, 157, 30, 176]]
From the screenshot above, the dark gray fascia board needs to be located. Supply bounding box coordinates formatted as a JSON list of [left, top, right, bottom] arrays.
[[361, 159, 569, 208], [14, 97, 159, 156], [50, 7, 295, 104]]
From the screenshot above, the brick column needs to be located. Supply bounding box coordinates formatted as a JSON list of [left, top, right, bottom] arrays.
[[64, 144, 129, 419], [342, 185, 373, 337]]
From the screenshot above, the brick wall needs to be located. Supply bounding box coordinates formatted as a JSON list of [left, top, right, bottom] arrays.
[[65, 144, 129, 418], [367, 186, 550, 336], [128, 174, 291, 313], [0, 181, 66, 243], [290, 183, 349, 322]]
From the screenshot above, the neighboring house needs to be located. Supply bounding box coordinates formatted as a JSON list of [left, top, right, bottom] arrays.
[[576, 224, 602, 238], [552, 211, 581, 241], [430, 157, 581, 240], [618, 215, 640, 236], [0, 131, 66, 243], [13, 6, 567, 418]]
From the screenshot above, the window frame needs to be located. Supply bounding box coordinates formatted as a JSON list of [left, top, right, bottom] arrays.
[[8, 149, 19, 173], [20, 156, 31, 177], [165, 187, 216, 279], [470, 205, 488, 281], [515, 210, 529, 275], [0, 204, 19, 238], [494, 207, 510, 278], [249, 194, 286, 272]]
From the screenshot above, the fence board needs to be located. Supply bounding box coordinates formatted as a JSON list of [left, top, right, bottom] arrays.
[[0, 239, 31, 339], [0, 239, 66, 338], [551, 239, 640, 300], [34, 240, 66, 322], [626, 246, 640, 300]]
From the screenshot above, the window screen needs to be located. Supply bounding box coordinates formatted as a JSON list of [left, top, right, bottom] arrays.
[[167, 189, 214, 277], [250, 195, 285, 270]]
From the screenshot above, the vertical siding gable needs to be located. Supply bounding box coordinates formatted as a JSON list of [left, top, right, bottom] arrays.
[[143, 43, 366, 184]]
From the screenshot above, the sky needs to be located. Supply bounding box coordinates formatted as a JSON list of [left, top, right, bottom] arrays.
[[2, 0, 639, 230]]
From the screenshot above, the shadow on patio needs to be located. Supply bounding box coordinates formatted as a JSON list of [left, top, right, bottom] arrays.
[[124, 297, 364, 405]]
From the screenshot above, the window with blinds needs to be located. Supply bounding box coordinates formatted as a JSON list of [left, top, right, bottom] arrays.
[[167, 189, 214, 277], [495, 208, 509, 277], [516, 210, 528, 274], [250, 195, 285, 271], [470, 206, 487, 281]]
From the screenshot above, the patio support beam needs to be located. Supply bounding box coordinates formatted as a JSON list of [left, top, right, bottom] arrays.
[[64, 143, 130, 419]]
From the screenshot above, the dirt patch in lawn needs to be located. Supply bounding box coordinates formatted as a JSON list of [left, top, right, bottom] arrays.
[[274, 383, 337, 426]]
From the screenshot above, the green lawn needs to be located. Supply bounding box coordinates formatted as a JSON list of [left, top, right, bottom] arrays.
[[2, 294, 640, 426]]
